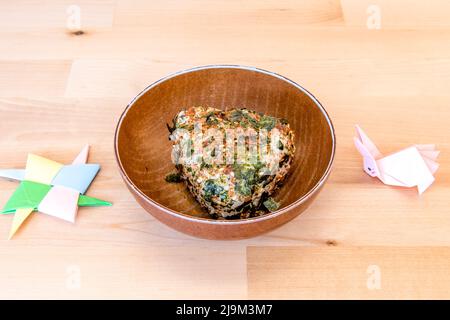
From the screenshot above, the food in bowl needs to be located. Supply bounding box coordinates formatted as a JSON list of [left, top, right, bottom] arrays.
[[166, 106, 295, 219], [115, 65, 336, 239]]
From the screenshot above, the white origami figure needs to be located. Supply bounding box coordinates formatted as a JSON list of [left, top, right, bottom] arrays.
[[354, 125, 439, 194]]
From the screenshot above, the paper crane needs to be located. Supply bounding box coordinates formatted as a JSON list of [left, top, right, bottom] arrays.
[[354, 125, 439, 194], [0, 145, 111, 239]]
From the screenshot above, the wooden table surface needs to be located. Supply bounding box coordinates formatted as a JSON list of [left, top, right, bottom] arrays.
[[1, 0, 450, 299]]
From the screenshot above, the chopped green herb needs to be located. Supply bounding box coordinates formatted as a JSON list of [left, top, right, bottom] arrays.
[[234, 164, 256, 182], [233, 164, 257, 196], [259, 115, 276, 130], [239, 120, 248, 128], [263, 197, 280, 212], [235, 180, 252, 196], [243, 112, 259, 129]]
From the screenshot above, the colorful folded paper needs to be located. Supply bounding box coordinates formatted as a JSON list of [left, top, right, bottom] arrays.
[[0, 145, 111, 239]]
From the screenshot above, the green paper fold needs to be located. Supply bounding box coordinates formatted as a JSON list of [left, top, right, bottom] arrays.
[[78, 194, 112, 207], [1, 180, 111, 214], [1, 180, 51, 214]]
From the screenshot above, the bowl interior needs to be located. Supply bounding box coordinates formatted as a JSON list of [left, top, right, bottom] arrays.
[[116, 66, 334, 219]]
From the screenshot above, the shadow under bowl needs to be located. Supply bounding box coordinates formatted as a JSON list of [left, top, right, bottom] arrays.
[[114, 65, 336, 239]]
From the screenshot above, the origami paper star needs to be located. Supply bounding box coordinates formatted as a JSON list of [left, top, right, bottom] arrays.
[[354, 125, 439, 194], [0, 145, 111, 239]]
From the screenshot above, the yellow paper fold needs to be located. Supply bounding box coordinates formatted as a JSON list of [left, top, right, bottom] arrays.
[[8, 208, 34, 239], [24, 154, 63, 184]]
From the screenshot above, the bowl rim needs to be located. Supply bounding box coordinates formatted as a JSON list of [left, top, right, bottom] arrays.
[[114, 64, 336, 225]]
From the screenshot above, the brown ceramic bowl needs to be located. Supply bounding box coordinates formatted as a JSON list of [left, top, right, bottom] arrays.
[[114, 65, 335, 239]]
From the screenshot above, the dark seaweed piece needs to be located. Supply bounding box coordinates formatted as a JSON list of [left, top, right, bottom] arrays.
[[165, 172, 182, 183], [205, 112, 219, 125], [228, 109, 244, 122], [278, 140, 284, 150], [200, 161, 212, 170], [203, 179, 227, 202], [166, 115, 178, 134]]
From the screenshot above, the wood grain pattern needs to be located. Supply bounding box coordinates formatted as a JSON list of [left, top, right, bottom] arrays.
[[0, 0, 449, 299], [248, 246, 450, 299]]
